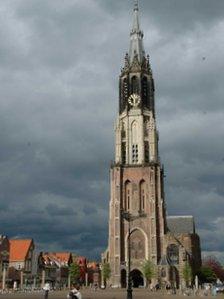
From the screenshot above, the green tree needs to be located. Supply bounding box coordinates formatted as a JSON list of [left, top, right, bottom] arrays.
[[203, 256, 224, 282], [142, 260, 155, 286], [197, 266, 217, 283], [183, 262, 193, 287], [69, 261, 80, 284], [102, 263, 111, 287]]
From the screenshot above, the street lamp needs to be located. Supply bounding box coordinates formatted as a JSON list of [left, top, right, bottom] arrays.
[[121, 210, 147, 299]]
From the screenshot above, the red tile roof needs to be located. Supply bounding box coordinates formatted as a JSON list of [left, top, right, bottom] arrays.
[[42, 252, 72, 266], [9, 239, 33, 262], [54, 252, 71, 263]]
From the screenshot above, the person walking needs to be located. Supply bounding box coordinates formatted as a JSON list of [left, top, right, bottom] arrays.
[[43, 282, 50, 299], [67, 284, 82, 299]]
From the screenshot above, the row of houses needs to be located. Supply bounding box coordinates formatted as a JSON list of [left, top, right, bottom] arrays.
[[0, 235, 100, 290]]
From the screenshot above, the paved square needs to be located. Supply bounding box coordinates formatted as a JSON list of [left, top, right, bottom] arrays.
[[0, 289, 219, 299]]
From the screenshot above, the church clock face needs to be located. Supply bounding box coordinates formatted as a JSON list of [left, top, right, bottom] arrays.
[[128, 93, 141, 108]]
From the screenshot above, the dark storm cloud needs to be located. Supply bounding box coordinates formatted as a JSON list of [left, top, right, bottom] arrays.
[[0, 0, 223, 261]]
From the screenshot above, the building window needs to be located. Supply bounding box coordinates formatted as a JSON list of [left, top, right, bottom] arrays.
[[131, 76, 139, 94], [132, 144, 138, 163], [122, 142, 126, 164], [124, 181, 131, 211], [142, 76, 148, 105], [140, 180, 146, 212], [142, 189, 145, 210], [127, 190, 130, 210], [145, 141, 149, 163], [121, 129, 126, 139], [130, 229, 145, 259], [167, 244, 179, 265]]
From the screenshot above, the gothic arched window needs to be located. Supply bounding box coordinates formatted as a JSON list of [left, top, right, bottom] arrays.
[[122, 142, 126, 164], [131, 76, 139, 94], [167, 244, 179, 265], [142, 76, 148, 105], [124, 181, 131, 211], [140, 180, 146, 212], [144, 141, 149, 163], [131, 121, 138, 164], [130, 229, 145, 260]]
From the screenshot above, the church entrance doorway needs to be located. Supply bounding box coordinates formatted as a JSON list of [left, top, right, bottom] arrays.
[[130, 269, 144, 288]]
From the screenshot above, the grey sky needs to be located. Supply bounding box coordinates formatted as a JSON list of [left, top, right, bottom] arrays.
[[0, 0, 223, 261]]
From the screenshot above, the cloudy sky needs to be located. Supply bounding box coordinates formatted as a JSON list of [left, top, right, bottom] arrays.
[[0, 0, 224, 261]]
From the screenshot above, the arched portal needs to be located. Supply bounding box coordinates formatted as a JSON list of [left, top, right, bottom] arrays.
[[121, 269, 127, 288], [130, 269, 144, 288]]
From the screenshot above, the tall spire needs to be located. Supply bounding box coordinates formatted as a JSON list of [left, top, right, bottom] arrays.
[[134, 0, 139, 11], [129, 0, 145, 64], [133, 0, 140, 30]]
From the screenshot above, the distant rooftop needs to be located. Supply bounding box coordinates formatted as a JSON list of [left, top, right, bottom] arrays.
[[167, 216, 195, 234]]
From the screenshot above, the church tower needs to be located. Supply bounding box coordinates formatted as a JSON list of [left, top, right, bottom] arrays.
[[106, 1, 166, 287], [103, 1, 201, 288]]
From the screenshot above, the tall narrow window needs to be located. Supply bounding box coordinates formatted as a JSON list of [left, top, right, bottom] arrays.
[[141, 189, 145, 210], [142, 77, 148, 106], [124, 181, 131, 211], [127, 189, 130, 210], [122, 142, 126, 164], [131, 121, 138, 164], [145, 141, 149, 163], [131, 76, 139, 94], [140, 180, 146, 212]]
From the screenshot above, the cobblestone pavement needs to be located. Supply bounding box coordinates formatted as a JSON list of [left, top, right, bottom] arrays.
[[0, 289, 219, 299]]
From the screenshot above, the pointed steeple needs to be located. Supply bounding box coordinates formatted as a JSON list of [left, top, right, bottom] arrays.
[[129, 0, 145, 64]]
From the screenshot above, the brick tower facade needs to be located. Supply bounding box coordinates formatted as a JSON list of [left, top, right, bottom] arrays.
[[102, 1, 201, 289]]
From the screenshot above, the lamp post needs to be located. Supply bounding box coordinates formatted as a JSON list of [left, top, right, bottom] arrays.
[[121, 211, 147, 299]]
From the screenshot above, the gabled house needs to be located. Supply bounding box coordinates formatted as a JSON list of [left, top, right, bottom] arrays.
[[41, 252, 72, 288], [9, 239, 35, 287]]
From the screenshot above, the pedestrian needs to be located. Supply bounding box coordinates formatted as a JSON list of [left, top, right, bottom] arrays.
[[166, 282, 171, 295], [67, 284, 82, 299], [93, 282, 98, 291], [43, 282, 50, 299]]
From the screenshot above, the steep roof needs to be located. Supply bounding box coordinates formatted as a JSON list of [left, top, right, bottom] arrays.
[[9, 239, 33, 262], [167, 216, 195, 234], [42, 252, 71, 267], [54, 252, 71, 263]]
